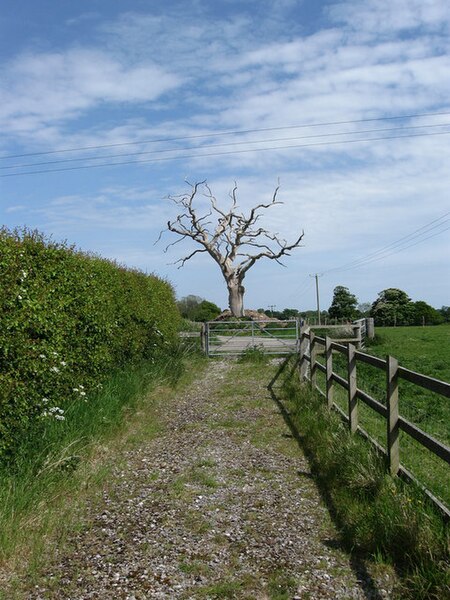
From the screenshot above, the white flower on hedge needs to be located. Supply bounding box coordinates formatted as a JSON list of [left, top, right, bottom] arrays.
[[54, 414, 65, 421], [39, 354, 46, 359], [52, 351, 58, 356], [79, 391, 86, 397], [73, 388, 79, 392], [50, 366, 60, 373], [60, 361, 67, 367], [21, 270, 28, 278], [79, 385, 84, 389], [42, 397, 49, 404], [17, 295, 22, 300]]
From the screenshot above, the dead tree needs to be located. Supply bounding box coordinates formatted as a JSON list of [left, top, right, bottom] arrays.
[[160, 181, 304, 317]]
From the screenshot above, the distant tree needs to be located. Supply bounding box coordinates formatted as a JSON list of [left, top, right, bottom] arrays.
[[270, 310, 283, 319], [192, 300, 222, 322], [439, 306, 450, 322], [177, 295, 204, 320], [280, 308, 299, 320], [357, 302, 371, 317], [301, 309, 328, 324], [370, 288, 414, 326], [328, 286, 358, 321], [411, 301, 444, 325]]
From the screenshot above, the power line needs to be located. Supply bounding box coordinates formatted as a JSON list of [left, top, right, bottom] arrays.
[[2, 122, 448, 171], [334, 225, 450, 272], [2, 109, 450, 160], [323, 213, 450, 275], [289, 276, 313, 299], [2, 129, 450, 178]]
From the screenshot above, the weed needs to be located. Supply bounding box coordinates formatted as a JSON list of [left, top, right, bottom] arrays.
[[196, 579, 243, 598], [238, 345, 268, 364], [179, 559, 211, 576], [267, 570, 298, 599]]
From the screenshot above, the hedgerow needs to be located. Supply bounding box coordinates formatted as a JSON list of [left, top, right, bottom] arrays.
[[0, 227, 181, 463]]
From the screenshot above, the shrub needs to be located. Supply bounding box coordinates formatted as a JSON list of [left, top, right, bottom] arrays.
[[0, 227, 180, 463]]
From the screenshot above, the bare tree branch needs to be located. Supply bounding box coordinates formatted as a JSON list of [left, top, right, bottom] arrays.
[[173, 247, 207, 268], [158, 181, 304, 316]]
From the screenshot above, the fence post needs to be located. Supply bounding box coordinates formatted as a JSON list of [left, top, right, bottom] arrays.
[[325, 336, 334, 409], [205, 322, 210, 357], [299, 324, 308, 380], [347, 342, 358, 433], [386, 355, 400, 476], [310, 330, 316, 389], [353, 323, 362, 349], [366, 317, 375, 340], [200, 323, 206, 352]]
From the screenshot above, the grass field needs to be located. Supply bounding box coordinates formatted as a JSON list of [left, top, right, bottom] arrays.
[[365, 325, 450, 381], [313, 325, 450, 508]]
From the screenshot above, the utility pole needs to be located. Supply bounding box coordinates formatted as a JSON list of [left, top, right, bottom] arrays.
[[268, 304, 276, 317], [310, 273, 322, 325]]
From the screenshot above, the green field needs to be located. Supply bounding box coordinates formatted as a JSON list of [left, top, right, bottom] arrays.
[[313, 325, 450, 507], [366, 325, 450, 381]]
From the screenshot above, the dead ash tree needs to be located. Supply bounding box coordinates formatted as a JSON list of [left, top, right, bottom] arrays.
[[160, 181, 304, 318]]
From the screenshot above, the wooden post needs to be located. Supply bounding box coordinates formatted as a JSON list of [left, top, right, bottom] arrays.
[[386, 355, 400, 475], [310, 330, 316, 389], [200, 323, 206, 352], [299, 324, 309, 381], [325, 336, 334, 409], [365, 317, 375, 340], [353, 323, 362, 350], [298, 323, 304, 377], [347, 343, 358, 433], [205, 322, 210, 357]]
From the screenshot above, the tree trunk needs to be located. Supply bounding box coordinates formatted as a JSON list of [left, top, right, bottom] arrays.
[[227, 281, 245, 317]]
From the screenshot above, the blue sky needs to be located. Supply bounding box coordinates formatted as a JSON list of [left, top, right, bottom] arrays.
[[1, 0, 449, 312]]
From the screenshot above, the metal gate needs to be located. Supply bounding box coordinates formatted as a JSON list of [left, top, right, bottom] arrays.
[[205, 319, 299, 357]]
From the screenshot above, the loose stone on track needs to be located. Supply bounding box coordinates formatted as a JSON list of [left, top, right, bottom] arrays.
[[28, 360, 395, 599]]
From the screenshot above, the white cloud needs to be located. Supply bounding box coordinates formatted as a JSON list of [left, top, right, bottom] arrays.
[[328, 0, 450, 35], [1, 0, 449, 309], [0, 48, 182, 136]]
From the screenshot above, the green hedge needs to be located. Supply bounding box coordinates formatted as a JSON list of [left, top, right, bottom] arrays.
[[0, 227, 181, 462]]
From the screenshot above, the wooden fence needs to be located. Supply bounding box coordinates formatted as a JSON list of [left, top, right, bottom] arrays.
[[298, 326, 450, 518], [307, 317, 370, 349]]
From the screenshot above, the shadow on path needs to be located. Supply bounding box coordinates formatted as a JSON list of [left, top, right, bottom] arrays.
[[267, 356, 386, 600]]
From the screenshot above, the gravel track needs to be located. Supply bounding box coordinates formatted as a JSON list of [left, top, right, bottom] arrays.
[[27, 360, 395, 599]]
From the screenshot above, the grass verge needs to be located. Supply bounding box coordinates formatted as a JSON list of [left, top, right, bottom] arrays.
[[0, 346, 206, 595], [276, 357, 449, 600]]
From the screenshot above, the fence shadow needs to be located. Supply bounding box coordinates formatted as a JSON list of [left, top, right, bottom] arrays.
[[267, 356, 386, 600]]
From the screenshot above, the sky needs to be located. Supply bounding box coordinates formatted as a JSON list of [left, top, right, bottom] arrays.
[[1, 0, 449, 313]]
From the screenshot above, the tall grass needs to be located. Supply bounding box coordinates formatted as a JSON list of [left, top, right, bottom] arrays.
[[0, 347, 188, 580], [278, 360, 449, 600]]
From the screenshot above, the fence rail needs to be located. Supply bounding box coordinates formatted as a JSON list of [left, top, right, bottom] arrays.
[[299, 327, 450, 518]]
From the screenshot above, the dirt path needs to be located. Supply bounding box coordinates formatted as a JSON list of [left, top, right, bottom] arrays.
[[27, 360, 394, 599]]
